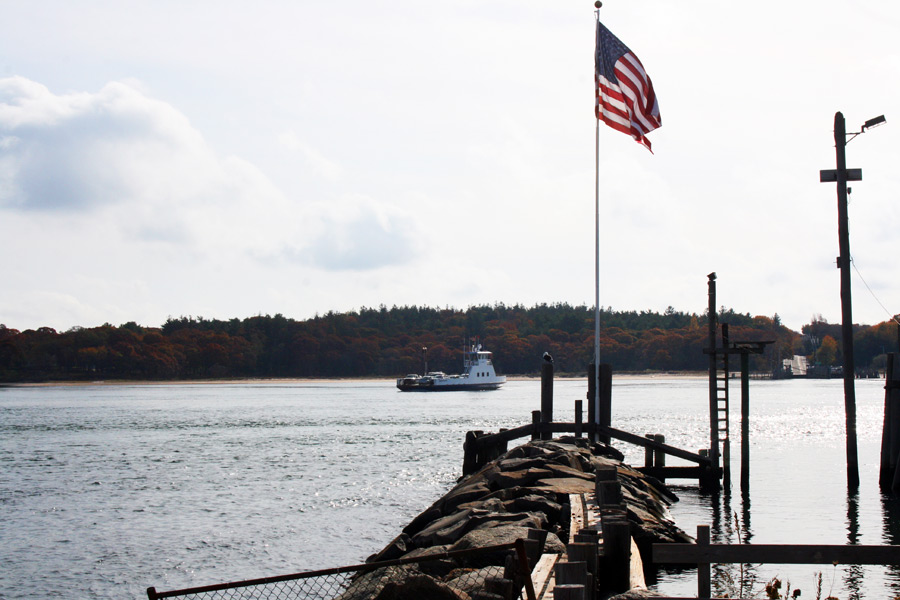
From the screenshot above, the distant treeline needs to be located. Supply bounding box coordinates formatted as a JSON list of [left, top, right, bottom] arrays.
[[0, 303, 896, 382]]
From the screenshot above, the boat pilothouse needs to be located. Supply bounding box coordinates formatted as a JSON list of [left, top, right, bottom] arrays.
[[396, 341, 507, 391]]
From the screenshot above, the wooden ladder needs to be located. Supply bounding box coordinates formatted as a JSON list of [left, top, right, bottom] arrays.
[[716, 324, 731, 482]]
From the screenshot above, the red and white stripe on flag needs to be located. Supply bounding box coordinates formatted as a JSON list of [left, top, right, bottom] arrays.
[[595, 22, 660, 152]]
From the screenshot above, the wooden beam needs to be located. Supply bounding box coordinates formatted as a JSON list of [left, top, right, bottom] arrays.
[[653, 542, 900, 565]]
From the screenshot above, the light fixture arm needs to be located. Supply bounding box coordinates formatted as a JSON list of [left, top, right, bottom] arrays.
[[846, 114, 886, 145]]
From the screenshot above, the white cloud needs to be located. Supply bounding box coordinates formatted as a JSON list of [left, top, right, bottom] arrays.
[[295, 194, 422, 271]]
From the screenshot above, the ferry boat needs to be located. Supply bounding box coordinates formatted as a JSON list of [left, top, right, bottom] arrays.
[[396, 342, 507, 392]]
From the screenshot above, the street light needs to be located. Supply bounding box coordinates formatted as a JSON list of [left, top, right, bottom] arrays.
[[863, 114, 887, 131], [819, 111, 886, 490], [844, 114, 887, 144]]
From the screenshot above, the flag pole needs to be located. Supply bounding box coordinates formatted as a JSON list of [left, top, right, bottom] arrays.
[[593, 2, 602, 435]]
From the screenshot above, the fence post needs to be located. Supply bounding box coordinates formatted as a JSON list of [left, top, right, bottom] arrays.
[[644, 434, 654, 469], [654, 434, 666, 484], [514, 538, 538, 600], [697, 524, 711, 599]]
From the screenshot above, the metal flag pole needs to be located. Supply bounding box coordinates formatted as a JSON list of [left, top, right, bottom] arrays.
[[593, 3, 602, 435]]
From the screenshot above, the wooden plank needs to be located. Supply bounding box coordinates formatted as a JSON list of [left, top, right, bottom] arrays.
[[637, 466, 704, 480], [601, 426, 712, 465], [529, 553, 558, 600], [653, 542, 900, 565], [629, 536, 647, 590], [568, 493, 585, 544]]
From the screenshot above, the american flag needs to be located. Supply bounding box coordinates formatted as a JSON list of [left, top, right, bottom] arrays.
[[595, 21, 660, 152]]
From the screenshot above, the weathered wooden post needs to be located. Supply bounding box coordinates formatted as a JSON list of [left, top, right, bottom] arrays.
[[556, 561, 589, 593], [644, 434, 654, 470], [587, 363, 612, 444], [541, 359, 554, 440], [566, 542, 598, 599], [599, 364, 612, 445], [706, 273, 721, 479], [587, 363, 596, 442], [463, 431, 478, 475], [696, 525, 711, 599], [553, 585, 585, 600], [820, 110, 867, 489], [601, 517, 631, 594], [595, 465, 621, 507], [741, 351, 751, 491], [531, 410, 541, 441], [880, 353, 900, 490], [654, 434, 666, 484], [575, 400, 583, 438]]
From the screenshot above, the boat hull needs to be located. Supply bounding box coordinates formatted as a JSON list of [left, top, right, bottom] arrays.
[[396, 381, 505, 392]]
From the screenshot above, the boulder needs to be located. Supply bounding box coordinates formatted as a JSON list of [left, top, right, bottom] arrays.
[[411, 509, 473, 547], [372, 575, 468, 600], [487, 467, 554, 489]]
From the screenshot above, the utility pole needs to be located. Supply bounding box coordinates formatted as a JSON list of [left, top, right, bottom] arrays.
[[819, 111, 883, 489], [835, 112, 860, 489]]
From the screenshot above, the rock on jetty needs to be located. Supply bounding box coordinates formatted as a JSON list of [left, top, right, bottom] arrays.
[[361, 436, 691, 599]]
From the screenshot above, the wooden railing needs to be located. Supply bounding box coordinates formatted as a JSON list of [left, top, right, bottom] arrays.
[[652, 524, 900, 599]]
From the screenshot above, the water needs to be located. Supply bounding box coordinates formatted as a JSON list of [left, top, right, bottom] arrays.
[[0, 377, 895, 599]]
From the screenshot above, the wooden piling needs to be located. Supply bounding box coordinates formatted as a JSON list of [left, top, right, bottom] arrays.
[[599, 364, 612, 445], [880, 353, 900, 491], [587, 363, 596, 442], [566, 542, 598, 597], [601, 518, 631, 594], [541, 361, 554, 440], [587, 363, 612, 444], [553, 584, 585, 600], [556, 561, 588, 588], [531, 410, 541, 441], [741, 351, 751, 491], [707, 273, 721, 477], [575, 400, 583, 438], [696, 524, 711, 599], [463, 431, 478, 475]]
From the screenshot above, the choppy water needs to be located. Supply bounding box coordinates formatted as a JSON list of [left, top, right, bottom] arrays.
[[0, 377, 894, 599]]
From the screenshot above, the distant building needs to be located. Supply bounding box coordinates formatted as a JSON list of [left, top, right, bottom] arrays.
[[782, 355, 808, 377]]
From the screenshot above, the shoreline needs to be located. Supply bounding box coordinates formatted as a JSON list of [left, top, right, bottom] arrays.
[[3, 372, 709, 388]]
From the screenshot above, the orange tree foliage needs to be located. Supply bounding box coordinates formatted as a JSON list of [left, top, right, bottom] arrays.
[[0, 304, 817, 382]]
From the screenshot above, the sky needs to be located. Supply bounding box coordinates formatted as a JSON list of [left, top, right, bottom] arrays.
[[1, 1, 899, 334]]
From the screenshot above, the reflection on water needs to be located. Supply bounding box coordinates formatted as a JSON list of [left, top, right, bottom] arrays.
[[881, 493, 900, 594], [3, 377, 900, 599], [669, 486, 897, 599]]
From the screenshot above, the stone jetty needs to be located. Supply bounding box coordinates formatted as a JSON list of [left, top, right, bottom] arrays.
[[361, 436, 691, 599]]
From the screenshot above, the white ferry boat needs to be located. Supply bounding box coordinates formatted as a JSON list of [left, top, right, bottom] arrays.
[[396, 343, 506, 392]]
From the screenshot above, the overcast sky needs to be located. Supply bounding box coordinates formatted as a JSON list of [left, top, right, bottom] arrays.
[[1, 1, 898, 333]]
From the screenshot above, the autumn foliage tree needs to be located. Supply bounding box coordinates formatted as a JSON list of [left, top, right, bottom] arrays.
[[2, 304, 876, 383]]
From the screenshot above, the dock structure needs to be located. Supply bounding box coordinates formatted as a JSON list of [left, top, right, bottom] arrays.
[[527, 467, 650, 600], [463, 362, 717, 489]]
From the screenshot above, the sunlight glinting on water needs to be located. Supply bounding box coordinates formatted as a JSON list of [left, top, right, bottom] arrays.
[[1, 377, 897, 599]]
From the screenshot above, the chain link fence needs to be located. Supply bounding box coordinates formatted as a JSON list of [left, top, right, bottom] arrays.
[[147, 540, 539, 600]]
